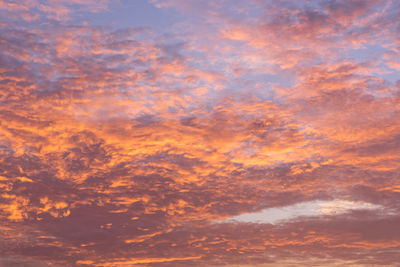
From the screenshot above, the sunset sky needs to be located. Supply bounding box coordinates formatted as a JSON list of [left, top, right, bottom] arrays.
[[1, 0, 400, 266]]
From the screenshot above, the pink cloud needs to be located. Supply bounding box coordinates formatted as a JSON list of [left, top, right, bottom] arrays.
[[1, 0, 400, 266]]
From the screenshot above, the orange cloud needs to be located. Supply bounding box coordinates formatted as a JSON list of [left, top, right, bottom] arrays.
[[1, 0, 400, 266]]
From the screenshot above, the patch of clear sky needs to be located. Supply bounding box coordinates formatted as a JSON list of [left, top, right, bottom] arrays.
[[78, 0, 182, 31]]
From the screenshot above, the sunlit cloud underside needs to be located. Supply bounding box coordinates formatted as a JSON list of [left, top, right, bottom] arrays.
[[1, 0, 400, 266]]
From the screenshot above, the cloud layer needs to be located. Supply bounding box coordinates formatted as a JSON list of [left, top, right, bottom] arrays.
[[1, 0, 400, 266]]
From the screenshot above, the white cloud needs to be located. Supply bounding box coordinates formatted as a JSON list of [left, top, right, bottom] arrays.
[[222, 199, 384, 224]]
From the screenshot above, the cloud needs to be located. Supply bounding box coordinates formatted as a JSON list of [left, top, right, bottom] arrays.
[[224, 199, 386, 224], [1, 0, 400, 266]]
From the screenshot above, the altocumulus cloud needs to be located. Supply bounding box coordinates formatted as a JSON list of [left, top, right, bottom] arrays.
[[1, 0, 400, 266]]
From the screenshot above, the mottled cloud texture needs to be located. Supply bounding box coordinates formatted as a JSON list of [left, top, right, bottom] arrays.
[[1, 0, 400, 266]]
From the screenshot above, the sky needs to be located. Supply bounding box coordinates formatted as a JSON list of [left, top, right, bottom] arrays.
[[1, 0, 400, 266]]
